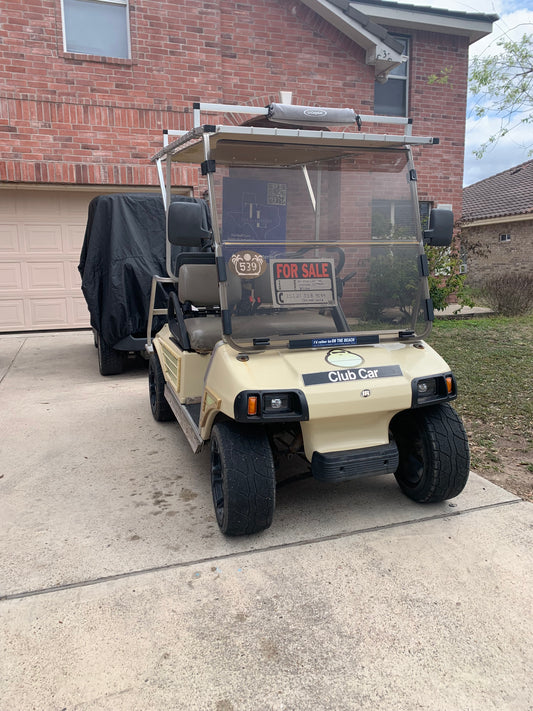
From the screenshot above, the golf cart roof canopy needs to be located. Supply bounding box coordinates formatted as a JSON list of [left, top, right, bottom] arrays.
[[151, 124, 439, 165]]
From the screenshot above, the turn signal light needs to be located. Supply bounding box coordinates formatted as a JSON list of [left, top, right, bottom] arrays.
[[445, 376, 453, 394], [247, 395, 258, 416]]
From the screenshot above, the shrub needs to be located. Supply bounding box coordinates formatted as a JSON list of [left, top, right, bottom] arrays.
[[425, 240, 474, 311], [480, 273, 533, 316]]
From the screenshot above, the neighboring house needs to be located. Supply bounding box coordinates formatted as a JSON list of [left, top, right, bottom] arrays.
[[462, 160, 533, 285], [0, 0, 495, 332]]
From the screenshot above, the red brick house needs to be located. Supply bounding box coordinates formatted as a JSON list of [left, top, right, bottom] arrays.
[[0, 0, 495, 332]]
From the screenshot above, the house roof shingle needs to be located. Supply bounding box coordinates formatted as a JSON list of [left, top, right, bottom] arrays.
[[355, 0, 498, 25], [462, 160, 533, 222]]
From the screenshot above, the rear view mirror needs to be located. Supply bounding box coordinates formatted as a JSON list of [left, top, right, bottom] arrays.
[[167, 200, 211, 247], [423, 208, 454, 247]]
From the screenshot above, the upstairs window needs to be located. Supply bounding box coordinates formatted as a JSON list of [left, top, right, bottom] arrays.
[[499, 233, 511, 243], [62, 0, 130, 59], [374, 36, 409, 117], [371, 198, 425, 240]]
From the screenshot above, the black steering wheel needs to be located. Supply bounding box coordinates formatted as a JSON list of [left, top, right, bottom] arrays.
[[289, 245, 346, 275]]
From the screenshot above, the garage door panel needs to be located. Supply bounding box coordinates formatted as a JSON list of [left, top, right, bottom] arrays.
[[17, 191, 62, 217], [64, 224, 88, 252], [23, 225, 64, 253], [30, 298, 69, 327], [0, 300, 25, 329], [26, 261, 66, 290], [0, 262, 23, 291], [0, 225, 21, 252], [72, 297, 91, 325], [67, 260, 83, 289]]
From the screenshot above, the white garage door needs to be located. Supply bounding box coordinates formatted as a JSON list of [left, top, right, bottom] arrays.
[[0, 188, 106, 332]]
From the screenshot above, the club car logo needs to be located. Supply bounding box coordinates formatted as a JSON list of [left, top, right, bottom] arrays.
[[326, 349, 364, 368], [230, 251, 267, 279], [304, 109, 328, 118]]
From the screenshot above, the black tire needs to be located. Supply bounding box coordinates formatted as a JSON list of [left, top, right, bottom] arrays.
[[210, 421, 276, 536], [148, 352, 174, 422], [391, 403, 470, 503], [97, 333, 124, 376]]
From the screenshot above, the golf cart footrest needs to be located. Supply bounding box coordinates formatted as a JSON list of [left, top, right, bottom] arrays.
[[311, 442, 399, 483]]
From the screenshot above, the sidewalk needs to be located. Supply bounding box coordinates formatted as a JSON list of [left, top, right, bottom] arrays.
[[435, 303, 494, 318], [1, 331, 532, 710]]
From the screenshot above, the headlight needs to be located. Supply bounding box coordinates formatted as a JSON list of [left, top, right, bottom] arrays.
[[417, 378, 437, 397], [263, 393, 292, 413], [234, 390, 309, 422], [412, 374, 456, 407]]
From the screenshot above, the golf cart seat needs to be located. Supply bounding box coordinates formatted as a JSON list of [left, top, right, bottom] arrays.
[[168, 261, 223, 353]]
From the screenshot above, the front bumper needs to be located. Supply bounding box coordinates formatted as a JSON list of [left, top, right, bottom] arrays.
[[311, 441, 399, 483]]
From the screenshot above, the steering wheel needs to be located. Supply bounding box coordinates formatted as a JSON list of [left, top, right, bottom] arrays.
[[289, 245, 346, 275]]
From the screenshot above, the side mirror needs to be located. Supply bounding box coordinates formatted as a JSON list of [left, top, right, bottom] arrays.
[[423, 208, 454, 247], [167, 200, 211, 247]]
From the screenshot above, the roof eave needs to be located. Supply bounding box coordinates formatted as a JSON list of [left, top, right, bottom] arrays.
[[353, 1, 497, 44], [462, 212, 533, 227], [299, 0, 407, 80]]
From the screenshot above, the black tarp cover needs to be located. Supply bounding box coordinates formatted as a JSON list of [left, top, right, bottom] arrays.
[[78, 193, 209, 347]]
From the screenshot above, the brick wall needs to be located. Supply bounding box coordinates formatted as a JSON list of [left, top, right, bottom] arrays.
[[462, 219, 533, 285], [0, 0, 468, 213]]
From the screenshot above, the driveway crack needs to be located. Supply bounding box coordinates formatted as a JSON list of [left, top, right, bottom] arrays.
[[0, 498, 521, 602]]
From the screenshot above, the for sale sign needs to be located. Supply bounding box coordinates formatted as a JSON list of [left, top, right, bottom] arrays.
[[270, 258, 337, 307]]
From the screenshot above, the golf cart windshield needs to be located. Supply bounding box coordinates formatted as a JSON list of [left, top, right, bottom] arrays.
[[211, 140, 430, 350]]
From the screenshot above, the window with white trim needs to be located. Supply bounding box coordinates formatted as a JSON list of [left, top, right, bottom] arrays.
[[499, 233, 511, 243], [374, 36, 409, 117], [62, 0, 130, 59]]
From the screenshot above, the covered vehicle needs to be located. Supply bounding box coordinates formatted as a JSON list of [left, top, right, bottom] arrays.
[[79, 192, 210, 374]]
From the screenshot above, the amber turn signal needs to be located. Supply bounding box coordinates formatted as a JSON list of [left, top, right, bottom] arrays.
[[247, 395, 258, 416]]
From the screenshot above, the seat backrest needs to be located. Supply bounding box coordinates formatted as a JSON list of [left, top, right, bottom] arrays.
[[178, 264, 219, 306]]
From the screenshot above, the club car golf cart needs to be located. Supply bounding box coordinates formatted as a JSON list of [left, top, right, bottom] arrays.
[[146, 101, 470, 535]]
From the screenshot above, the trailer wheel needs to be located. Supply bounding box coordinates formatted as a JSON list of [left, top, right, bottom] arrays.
[[97, 333, 124, 376], [210, 421, 276, 536], [391, 403, 470, 503], [148, 352, 174, 422]]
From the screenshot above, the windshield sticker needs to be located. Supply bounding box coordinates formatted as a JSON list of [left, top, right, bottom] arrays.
[[303, 365, 402, 386], [229, 251, 267, 279], [222, 177, 287, 243], [271, 258, 337, 307], [325, 349, 364, 368]]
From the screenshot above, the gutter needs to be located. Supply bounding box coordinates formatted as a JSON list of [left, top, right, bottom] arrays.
[[461, 213, 533, 228]]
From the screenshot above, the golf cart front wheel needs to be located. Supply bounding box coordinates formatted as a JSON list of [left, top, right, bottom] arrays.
[[148, 352, 174, 422], [391, 403, 470, 503], [210, 421, 276, 536]]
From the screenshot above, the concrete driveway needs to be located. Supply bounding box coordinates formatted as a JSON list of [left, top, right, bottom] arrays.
[[1, 331, 532, 710]]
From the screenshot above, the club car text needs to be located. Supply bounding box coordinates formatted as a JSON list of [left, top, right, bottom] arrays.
[[303, 365, 402, 386]]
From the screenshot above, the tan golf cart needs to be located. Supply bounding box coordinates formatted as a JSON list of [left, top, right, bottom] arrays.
[[146, 101, 470, 535]]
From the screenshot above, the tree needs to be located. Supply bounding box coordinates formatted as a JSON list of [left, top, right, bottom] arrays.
[[469, 33, 533, 158]]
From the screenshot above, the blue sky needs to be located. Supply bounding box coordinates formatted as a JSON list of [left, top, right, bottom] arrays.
[[383, 0, 533, 185]]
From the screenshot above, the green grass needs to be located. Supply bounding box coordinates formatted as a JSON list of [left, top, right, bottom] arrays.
[[428, 314, 533, 481]]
